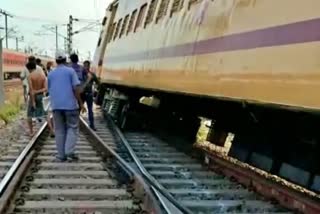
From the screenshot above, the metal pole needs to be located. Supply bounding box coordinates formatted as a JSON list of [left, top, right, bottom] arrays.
[[15, 37, 18, 51], [5, 15, 8, 48], [0, 39, 5, 105], [55, 25, 58, 51]]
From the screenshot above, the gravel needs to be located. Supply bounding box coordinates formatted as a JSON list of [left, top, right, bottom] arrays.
[[0, 112, 33, 158]]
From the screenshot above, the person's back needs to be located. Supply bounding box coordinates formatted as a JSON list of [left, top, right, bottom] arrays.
[[48, 65, 79, 110], [29, 71, 46, 93], [70, 53, 86, 86], [48, 51, 84, 162]]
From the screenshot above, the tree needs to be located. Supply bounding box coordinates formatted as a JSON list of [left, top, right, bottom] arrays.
[[0, 39, 5, 106]]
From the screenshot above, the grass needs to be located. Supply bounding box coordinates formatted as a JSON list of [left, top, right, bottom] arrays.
[[0, 90, 23, 125]]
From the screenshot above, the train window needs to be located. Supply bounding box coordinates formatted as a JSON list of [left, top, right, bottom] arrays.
[[134, 4, 147, 32], [120, 14, 129, 38], [97, 37, 102, 47], [156, 0, 170, 22], [113, 19, 122, 40], [171, 0, 183, 15], [145, 0, 158, 27], [102, 17, 107, 26], [127, 10, 137, 34], [108, 23, 116, 43], [97, 31, 103, 46], [188, 0, 201, 9]]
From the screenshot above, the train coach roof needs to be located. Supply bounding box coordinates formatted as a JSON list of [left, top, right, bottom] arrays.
[[2, 48, 54, 62]]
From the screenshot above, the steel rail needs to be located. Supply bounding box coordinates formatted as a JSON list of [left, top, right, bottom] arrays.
[[0, 121, 48, 197], [79, 117, 164, 213], [106, 116, 193, 214]]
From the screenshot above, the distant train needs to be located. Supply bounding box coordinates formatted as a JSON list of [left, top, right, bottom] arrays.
[[2, 49, 53, 80], [93, 0, 320, 191]]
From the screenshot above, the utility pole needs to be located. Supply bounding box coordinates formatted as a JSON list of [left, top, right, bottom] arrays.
[[0, 10, 13, 49], [67, 15, 73, 55], [64, 37, 67, 52], [55, 25, 58, 51], [0, 38, 5, 105], [15, 36, 23, 51], [67, 15, 80, 55], [5, 15, 7, 48]]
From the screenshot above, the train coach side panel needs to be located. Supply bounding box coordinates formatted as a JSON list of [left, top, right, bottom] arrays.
[[2, 49, 53, 73], [101, 0, 320, 111]]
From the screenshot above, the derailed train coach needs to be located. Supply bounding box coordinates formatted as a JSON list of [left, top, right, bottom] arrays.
[[93, 0, 320, 192], [2, 49, 53, 80]]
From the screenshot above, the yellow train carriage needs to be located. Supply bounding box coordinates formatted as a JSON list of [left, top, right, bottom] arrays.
[[95, 0, 320, 111], [94, 0, 320, 191]]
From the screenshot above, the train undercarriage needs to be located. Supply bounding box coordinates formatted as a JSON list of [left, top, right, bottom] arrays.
[[96, 83, 320, 193]]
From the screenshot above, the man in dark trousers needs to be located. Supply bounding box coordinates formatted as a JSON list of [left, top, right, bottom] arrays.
[[82, 60, 100, 131], [69, 53, 99, 130], [48, 51, 85, 161]]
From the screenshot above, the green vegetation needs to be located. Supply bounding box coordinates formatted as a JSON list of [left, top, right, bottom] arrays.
[[0, 92, 23, 125]]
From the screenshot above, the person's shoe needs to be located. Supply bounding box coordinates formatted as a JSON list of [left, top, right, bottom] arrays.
[[55, 155, 67, 162], [67, 154, 79, 161], [90, 126, 97, 131], [50, 133, 55, 138]]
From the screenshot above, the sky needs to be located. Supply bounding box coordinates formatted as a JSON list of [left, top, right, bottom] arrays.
[[0, 0, 112, 60]]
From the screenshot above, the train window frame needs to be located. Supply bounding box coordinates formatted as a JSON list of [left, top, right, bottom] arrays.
[[170, 0, 183, 16], [156, 0, 170, 23], [97, 31, 103, 47], [188, 0, 202, 9], [113, 18, 122, 40], [134, 3, 148, 32], [102, 16, 107, 26], [144, 0, 158, 28], [107, 22, 116, 43], [97, 37, 102, 47], [120, 14, 130, 38], [127, 10, 138, 35]]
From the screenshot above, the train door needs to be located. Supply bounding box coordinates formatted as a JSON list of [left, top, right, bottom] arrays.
[[93, 2, 119, 78]]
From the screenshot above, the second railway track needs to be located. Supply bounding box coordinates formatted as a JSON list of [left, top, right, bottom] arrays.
[[90, 110, 298, 214]]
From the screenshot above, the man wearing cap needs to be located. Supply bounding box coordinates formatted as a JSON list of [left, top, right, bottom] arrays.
[[48, 50, 85, 161]]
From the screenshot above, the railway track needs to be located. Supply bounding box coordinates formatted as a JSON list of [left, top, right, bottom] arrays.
[[0, 108, 318, 214], [0, 122, 43, 181], [3, 80, 21, 91], [0, 119, 166, 214], [88, 110, 318, 214], [120, 133, 291, 214]]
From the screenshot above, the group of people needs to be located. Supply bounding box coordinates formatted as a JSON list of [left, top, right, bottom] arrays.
[[20, 50, 99, 161]]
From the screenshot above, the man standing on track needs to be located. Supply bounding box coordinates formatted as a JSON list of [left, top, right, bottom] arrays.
[[48, 51, 85, 162], [81, 60, 100, 131], [69, 53, 98, 130], [26, 61, 47, 137], [20, 56, 46, 104]]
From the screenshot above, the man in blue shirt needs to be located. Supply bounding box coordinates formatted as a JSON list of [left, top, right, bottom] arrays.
[[69, 53, 98, 130], [70, 53, 86, 87], [48, 50, 85, 161]]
